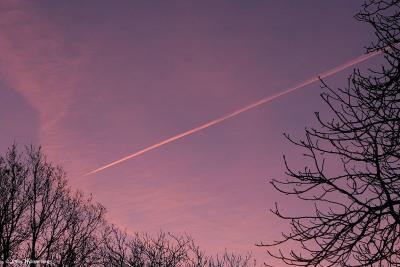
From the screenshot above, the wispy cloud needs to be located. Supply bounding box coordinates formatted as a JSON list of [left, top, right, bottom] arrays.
[[0, 0, 86, 166]]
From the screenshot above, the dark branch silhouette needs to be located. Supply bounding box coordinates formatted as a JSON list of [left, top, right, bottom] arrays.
[[0, 145, 106, 267], [0, 145, 256, 266], [101, 225, 256, 267], [260, 1, 400, 266]]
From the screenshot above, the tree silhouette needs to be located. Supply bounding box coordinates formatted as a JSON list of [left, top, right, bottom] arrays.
[[0, 146, 30, 266], [101, 225, 256, 267], [0, 145, 256, 266], [0, 145, 106, 267], [261, 0, 400, 266]]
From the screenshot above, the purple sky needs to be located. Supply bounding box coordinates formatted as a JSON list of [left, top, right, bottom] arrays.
[[0, 0, 381, 264]]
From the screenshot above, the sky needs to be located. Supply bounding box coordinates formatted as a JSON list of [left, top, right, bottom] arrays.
[[0, 0, 381, 264]]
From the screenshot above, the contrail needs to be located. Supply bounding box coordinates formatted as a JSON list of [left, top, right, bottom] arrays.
[[85, 50, 382, 176]]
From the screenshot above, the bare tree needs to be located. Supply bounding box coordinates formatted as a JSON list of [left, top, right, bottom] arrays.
[[0, 146, 30, 266], [260, 1, 400, 266], [0, 145, 256, 266], [101, 225, 205, 267], [0, 145, 106, 266], [52, 192, 106, 266], [207, 251, 256, 267], [101, 225, 256, 267]]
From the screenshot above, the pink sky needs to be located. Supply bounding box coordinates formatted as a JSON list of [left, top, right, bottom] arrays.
[[0, 0, 381, 264]]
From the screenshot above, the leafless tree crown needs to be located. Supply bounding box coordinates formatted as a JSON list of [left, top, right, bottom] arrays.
[[0, 145, 257, 266], [260, 1, 400, 266]]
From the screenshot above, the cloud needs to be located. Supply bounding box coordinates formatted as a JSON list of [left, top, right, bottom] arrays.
[[0, 0, 86, 167]]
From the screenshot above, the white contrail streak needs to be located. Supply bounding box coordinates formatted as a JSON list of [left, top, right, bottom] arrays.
[[85, 50, 382, 176]]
